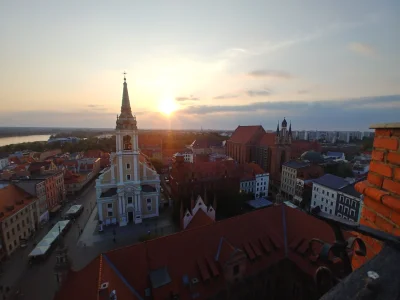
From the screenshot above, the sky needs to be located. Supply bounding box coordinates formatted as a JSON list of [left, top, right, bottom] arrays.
[[0, 1, 399, 131]]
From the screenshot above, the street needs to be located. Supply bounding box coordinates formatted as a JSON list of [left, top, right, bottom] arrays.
[[0, 178, 178, 300]]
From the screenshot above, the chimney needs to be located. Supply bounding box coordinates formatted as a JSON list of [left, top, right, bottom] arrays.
[[353, 123, 400, 269]]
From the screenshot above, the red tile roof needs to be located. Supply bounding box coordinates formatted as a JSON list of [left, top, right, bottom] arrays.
[[185, 209, 214, 230], [258, 132, 276, 147], [53, 256, 100, 300], [0, 184, 37, 221], [228, 125, 265, 144], [55, 205, 350, 300]]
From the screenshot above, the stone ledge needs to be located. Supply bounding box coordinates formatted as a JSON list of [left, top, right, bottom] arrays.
[[370, 123, 400, 129]]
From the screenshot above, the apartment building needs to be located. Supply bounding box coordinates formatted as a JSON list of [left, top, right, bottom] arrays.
[[0, 184, 39, 258]]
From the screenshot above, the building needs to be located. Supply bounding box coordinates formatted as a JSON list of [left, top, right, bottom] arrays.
[[54, 204, 357, 300], [226, 125, 266, 164], [239, 163, 269, 199], [95, 76, 161, 227], [280, 161, 324, 202], [0, 153, 9, 170], [226, 120, 293, 190], [351, 123, 400, 269], [15, 179, 49, 224], [31, 171, 65, 214], [190, 136, 224, 155], [84, 150, 111, 168], [28, 161, 58, 174], [173, 150, 194, 163], [0, 184, 39, 258], [310, 174, 362, 222], [181, 195, 216, 230], [335, 184, 363, 222], [325, 152, 346, 160], [64, 158, 101, 195]]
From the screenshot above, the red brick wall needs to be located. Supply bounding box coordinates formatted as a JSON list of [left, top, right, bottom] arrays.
[[352, 124, 400, 269]]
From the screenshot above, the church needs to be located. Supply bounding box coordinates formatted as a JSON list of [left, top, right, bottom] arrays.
[[95, 76, 161, 226]]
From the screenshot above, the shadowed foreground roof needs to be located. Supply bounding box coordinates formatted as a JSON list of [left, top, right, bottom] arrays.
[[321, 245, 400, 300], [54, 205, 351, 300]]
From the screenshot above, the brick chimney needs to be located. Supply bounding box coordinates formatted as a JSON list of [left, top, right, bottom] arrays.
[[352, 123, 400, 269]]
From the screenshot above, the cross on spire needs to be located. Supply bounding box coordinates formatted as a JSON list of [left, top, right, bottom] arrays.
[[123, 71, 127, 82]]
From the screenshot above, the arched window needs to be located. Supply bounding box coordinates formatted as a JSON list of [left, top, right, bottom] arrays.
[[123, 135, 132, 150]]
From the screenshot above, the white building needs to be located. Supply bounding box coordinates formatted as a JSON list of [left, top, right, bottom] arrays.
[[182, 195, 216, 229], [325, 152, 346, 161], [173, 150, 194, 163], [0, 153, 9, 170], [95, 76, 161, 227], [240, 165, 269, 199], [310, 174, 362, 222]]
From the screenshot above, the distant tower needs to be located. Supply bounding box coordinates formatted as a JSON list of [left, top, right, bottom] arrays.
[[275, 118, 292, 145], [54, 234, 71, 289]]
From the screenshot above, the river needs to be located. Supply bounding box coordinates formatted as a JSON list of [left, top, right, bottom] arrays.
[[0, 135, 51, 147]]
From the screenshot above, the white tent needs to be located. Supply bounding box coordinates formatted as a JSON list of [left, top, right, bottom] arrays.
[[28, 245, 50, 257]]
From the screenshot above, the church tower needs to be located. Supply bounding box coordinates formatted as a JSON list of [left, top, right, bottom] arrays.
[[115, 74, 142, 225], [95, 74, 161, 227]]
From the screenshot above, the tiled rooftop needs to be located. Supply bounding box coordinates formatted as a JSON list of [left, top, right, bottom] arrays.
[[313, 174, 350, 190]]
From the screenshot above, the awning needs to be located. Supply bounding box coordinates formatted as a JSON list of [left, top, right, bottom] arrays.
[[50, 205, 62, 213], [29, 246, 50, 257]]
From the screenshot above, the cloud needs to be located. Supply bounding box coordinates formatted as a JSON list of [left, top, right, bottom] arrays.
[[246, 88, 272, 97], [348, 42, 377, 57], [297, 90, 310, 95], [213, 94, 239, 100], [87, 104, 107, 111], [175, 95, 199, 102], [248, 70, 293, 79], [179, 95, 400, 115]]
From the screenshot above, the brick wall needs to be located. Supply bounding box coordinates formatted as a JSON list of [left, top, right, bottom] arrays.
[[352, 123, 400, 269]]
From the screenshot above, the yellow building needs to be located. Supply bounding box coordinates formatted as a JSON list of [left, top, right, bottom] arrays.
[[95, 76, 161, 226]]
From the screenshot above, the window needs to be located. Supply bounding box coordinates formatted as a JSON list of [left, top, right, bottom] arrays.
[[322, 190, 325, 194], [324, 207, 327, 212], [108, 211, 113, 217], [107, 203, 113, 208], [233, 265, 240, 275], [128, 197, 133, 204], [127, 163, 131, 169], [327, 192, 330, 196], [313, 201, 316, 206], [6, 232, 10, 239], [314, 194, 316, 198], [147, 198, 152, 204], [350, 209, 355, 216], [330, 209, 332, 214], [339, 204, 343, 211], [331, 201, 333, 206], [14, 240, 17, 246], [127, 174, 131, 180]]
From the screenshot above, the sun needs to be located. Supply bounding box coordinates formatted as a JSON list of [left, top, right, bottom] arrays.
[[159, 98, 178, 115]]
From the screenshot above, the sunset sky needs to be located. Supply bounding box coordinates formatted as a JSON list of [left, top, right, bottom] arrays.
[[0, 1, 399, 131]]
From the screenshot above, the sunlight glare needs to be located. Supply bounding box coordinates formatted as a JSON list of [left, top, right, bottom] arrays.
[[159, 98, 178, 116]]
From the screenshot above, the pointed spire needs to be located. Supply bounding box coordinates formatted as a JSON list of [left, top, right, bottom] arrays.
[[289, 121, 292, 136], [276, 121, 280, 136], [121, 74, 133, 117]]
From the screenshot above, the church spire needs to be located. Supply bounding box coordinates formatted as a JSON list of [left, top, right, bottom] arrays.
[[116, 73, 137, 130], [289, 121, 292, 136], [276, 122, 280, 136], [121, 72, 133, 118]]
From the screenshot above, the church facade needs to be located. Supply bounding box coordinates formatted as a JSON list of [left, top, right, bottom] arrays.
[[95, 76, 161, 227]]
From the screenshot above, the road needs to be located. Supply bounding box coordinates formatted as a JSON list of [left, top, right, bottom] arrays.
[[0, 179, 97, 300], [0, 176, 178, 300]]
